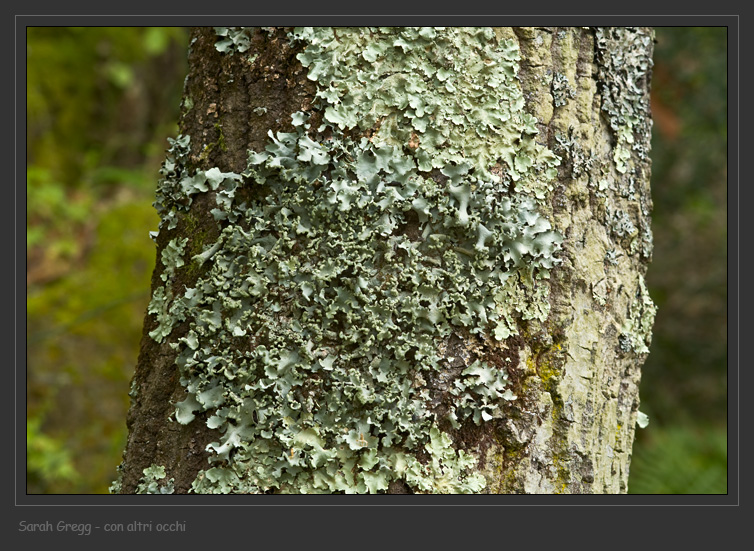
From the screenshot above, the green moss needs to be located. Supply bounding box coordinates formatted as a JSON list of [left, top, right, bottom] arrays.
[[179, 213, 214, 279], [497, 446, 520, 491], [522, 332, 570, 492], [196, 123, 228, 164], [547, 396, 570, 493], [538, 361, 559, 388], [535, 359, 569, 493]]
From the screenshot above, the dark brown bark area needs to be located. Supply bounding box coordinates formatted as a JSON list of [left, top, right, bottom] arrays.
[[118, 27, 318, 494], [180, 27, 319, 174]]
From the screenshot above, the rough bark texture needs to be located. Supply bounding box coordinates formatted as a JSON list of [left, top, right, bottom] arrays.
[[117, 27, 319, 494], [115, 26, 655, 494], [480, 27, 656, 493]]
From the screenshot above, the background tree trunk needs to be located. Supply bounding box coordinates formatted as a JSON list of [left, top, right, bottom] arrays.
[[114, 26, 655, 494]]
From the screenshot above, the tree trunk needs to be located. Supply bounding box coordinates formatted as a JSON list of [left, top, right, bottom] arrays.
[[113, 26, 656, 494]]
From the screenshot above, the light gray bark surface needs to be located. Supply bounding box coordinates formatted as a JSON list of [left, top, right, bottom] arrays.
[[480, 27, 656, 493]]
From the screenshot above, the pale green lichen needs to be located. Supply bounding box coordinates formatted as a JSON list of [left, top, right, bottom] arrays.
[[594, 27, 653, 175], [135, 464, 175, 495], [146, 27, 565, 494], [214, 27, 255, 54], [604, 248, 620, 266], [551, 72, 575, 108], [109, 463, 123, 494], [636, 410, 649, 428], [294, 27, 559, 194], [160, 237, 187, 281], [553, 128, 593, 181], [592, 278, 608, 306], [619, 274, 657, 355]]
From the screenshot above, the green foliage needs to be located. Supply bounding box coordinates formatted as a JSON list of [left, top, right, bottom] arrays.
[[639, 27, 727, 425], [26, 166, 92, 252], [27, 200, 160, 493], [26, 28, 188, 493], [27, 27, 188, 282], [629, 27, 727, 495], [27, 415, 79, 493], [629, 424, 727, 494], [27, 27, 186, 187]]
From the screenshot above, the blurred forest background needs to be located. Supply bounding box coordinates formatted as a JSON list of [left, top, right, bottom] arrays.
[[25, 27, 728, 494]]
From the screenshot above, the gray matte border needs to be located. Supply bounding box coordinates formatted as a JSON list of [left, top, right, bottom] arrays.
[[12, 10, 742, 545]]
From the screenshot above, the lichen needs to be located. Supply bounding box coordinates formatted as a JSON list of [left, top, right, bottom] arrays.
[[146, 27, 565, 494], [135, 464, 175, 495], [109, 464, 123, 494], [213, 27, 255, 54], [553, 127, 593, 181], [551, 72, 575, 108], [619, 274, 657, 355], [594, 27, 653, 175], [636, 410, 649, 428]]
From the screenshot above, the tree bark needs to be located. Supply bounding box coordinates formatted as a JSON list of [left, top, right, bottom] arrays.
[[114, 26, 655, 494]]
